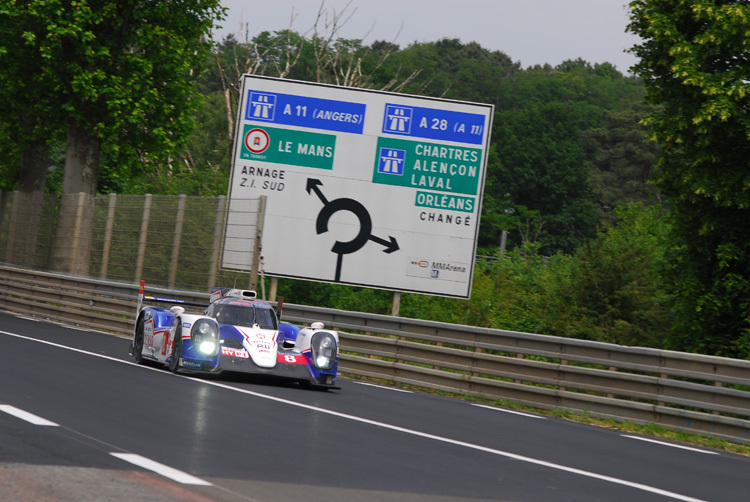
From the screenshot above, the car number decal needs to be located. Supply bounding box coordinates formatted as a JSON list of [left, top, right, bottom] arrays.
[[145, 319, 155, 348], [278, 354, 307, 364]]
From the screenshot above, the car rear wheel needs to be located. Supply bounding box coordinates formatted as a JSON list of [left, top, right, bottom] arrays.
[[168, 325, 182, 373], [132, 316, 145, 364]]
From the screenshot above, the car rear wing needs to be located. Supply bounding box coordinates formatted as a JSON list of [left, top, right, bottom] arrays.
[[136, 283, 282, 319], [137, 280, 209, 313]]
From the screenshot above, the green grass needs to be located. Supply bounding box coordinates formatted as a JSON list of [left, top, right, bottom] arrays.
[[343, 374, 750, 456]]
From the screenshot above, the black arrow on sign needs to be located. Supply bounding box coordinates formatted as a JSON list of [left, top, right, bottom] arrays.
[[306, 178, 328, 206], [369, 234, 399, 254]]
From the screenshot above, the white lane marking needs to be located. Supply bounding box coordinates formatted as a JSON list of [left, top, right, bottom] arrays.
[[471, 403, 545, 419], [0, 404, 59, 426], [622, 435, 719, 455], [192, 378, 706, 502], [110, 453, 212, 485], [2, 329, 709, 502], [353, 381, 413, 393]]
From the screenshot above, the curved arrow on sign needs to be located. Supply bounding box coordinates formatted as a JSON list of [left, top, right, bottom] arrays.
[[306, 178, 399, 281]]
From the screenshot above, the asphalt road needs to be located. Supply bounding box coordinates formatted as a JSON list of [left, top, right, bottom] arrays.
[[1, 312, 748, 501]]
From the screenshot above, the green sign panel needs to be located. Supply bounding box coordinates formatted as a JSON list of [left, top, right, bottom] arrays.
[[415, 191, 475, 213], [372, 137, 482, 196], [240, 123, 336, 170]]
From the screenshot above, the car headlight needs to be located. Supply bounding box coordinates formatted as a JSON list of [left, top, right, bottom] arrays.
[[191, 318, 220, 357], [310, 332, 337, 370]]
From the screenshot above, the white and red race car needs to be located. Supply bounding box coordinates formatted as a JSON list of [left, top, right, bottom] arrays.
[[130, 286, 340, 389]]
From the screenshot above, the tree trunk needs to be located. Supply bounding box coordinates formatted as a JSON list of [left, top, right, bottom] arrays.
[[5, 142, 50, 267], [49, 123, 100, 274], [18, 141, 49, 193]]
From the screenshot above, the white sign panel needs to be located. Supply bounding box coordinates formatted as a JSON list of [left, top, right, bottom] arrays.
[[222, 75, 493, 298]]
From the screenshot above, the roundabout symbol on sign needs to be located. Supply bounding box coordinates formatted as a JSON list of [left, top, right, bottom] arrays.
[[244, 128, 270, 154], [306, 178, 399, 282]]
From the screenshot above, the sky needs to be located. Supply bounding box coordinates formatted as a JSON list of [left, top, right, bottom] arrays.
[[214, 0, 641, 74]]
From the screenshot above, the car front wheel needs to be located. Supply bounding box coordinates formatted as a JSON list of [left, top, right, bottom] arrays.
[[132, 315, 145, 364], [168, 325, 182, 373]]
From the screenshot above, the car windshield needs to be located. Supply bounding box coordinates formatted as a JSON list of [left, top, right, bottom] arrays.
[[213, 303, 277, 330]]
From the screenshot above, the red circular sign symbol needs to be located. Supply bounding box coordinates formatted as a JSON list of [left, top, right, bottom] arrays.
[[244, 128, 270, 154]]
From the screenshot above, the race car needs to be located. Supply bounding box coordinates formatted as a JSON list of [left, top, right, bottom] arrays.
[[129, 285, 339, 389]]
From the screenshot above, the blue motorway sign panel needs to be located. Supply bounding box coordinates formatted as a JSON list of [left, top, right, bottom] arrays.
[[224, 75, 494, 299], [245, 90, 366, 134], [382, 104, 486, 145]]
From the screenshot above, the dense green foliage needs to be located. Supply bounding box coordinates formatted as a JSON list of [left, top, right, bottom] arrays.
[[290, 204, 673, 350], [0, 0, 226, 194], [627, 0, 750, 358], [179, 36, 659, 256], [1, 4, 747, 357]]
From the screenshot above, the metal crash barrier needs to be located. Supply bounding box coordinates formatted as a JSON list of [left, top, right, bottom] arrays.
[[1, 264, 749, 446]]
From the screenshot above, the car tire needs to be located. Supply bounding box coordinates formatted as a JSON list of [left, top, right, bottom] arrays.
[[168, 325, 182, 373], [132, 315, 145, 364]]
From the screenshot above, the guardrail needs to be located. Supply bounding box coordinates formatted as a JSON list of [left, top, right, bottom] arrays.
[[2, 264, 749, 446]]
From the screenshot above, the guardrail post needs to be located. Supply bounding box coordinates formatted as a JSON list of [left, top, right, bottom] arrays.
[[515, 352, 524, 383], [714, 381, 723, 415], [168, 194, 186, 288], [559, 359, 568, 392], [100, 193, 117, 278], [607, 366, 617, 398], [134, 194, 152, 282]]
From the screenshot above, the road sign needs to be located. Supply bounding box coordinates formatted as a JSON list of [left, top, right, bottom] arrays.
[[222, 75, 494, 298]]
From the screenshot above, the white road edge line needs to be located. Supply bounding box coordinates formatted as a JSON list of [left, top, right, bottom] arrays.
[[194, 378, 707, 502], [110, 453, 212, 485], [353, 381, 413, 393], [0, 404, 59, 426], [471, 403, 545, 419], [2, 329, 708, 502], [622, 435, 719, 455]]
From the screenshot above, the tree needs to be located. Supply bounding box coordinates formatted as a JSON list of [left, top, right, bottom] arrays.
[[486, 102, 600, 255], [627, 0, 750, 357], [0, 3, 72, 189], [582, 105, 662, 224], [0, 2, 64, 266], [562, 204, 672, 347], [372, 38, 519, 100], [1, 0, 225, 273]]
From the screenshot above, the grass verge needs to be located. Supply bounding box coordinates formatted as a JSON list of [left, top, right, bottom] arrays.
[[344, 374, 750, 456]]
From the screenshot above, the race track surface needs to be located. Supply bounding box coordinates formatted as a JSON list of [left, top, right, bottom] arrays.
[[1, 312, 748, 501]]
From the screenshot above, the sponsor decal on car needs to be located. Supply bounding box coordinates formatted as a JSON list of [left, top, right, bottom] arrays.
[[180, 358, 202, 369], [221, 347, 249, 358]]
